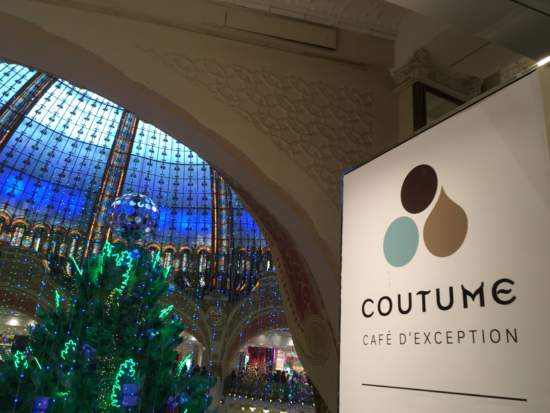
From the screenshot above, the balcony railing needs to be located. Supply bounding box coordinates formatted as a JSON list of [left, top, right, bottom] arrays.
[[223, 378, 314, 405]]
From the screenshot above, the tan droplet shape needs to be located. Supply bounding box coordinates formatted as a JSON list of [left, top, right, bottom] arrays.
[[424, 188, 468, 257]]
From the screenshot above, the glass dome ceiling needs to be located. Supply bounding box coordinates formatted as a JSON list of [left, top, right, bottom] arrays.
[[0, 63, 270, 299]]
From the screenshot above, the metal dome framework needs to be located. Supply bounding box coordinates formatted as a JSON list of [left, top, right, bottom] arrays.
[[0, 63, 271, 300]]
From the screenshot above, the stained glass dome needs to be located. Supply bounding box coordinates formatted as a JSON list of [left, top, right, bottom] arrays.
[[0, 63, 271, 300]]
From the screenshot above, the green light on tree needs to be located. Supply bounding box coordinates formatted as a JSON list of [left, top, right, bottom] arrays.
[[110, 358, 136, 407]]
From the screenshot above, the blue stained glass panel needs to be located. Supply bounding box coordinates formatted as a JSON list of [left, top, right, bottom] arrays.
[[0, 62, 268, 258], [122, 121, 213, 247], [0, 165, 91, 231], [0, 78, 123, 232], [231, 188, 266, 249], [0, 64, 36, 108]]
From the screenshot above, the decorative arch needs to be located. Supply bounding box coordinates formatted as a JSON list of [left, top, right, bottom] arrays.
[[196, 245, 211, 254], [0, 304, 41, 324], [172, 312, 208, 351], [178, 244, 194, 254], [0, 9, 367, 410], [52, 225, 68, 236], [12, 217, 32, 229], [0, 287, 45, 321], [0, 282, 85, 323], [0, 212, 13, 225], [68, 229, 83, 238], [222, 309, 288, 372], [0, 249, 73, 319], [33, 223, 51, 233], [159, 290, 211, 352], [144, 242, 161, 250]]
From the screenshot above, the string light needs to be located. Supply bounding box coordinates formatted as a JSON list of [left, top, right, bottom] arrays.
[[154, 250, 161, 266], [60, 340, 76, 360], [110, 358, 136, 407], [113, 252, 133, 293], [159, 305, 174, 320], [70, 257, 82, 276], [12, 351, 28, 369], [103, 241, 113, 258]]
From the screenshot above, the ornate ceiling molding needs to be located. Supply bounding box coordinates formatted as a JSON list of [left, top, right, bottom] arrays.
[[500, 56, 536, 82], [391, 49, 483, 101], [137, 46, 374, 206]]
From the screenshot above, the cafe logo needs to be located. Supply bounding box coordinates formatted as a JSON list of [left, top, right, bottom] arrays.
[[383, 165, 468, 267]]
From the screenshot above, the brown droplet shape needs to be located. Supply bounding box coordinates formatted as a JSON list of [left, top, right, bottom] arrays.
[[424, 188, 468, 257], [401, 165, 438, 214]]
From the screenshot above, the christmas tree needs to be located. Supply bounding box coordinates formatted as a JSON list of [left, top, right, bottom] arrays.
[[0, 240, 214, 412]]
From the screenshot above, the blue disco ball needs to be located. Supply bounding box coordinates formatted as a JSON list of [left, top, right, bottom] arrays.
[[107, 193, 160, 243]]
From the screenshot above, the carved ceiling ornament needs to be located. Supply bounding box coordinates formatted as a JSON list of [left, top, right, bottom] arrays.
[[137, 46, 374, 206], [500, 56, 536, 82], [391, 49, 483, 102], [206, 305, 227, 327]]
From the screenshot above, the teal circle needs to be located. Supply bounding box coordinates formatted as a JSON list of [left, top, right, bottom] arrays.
[[383, 217, 419, 267]]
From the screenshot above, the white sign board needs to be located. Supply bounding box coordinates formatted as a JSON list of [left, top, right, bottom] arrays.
[[340, 71, 550, 413]]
